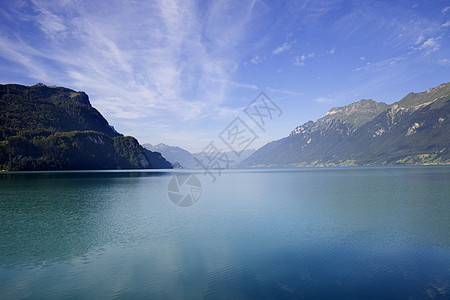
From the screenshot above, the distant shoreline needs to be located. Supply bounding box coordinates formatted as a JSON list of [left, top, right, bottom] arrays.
[[2, 163, 450, 174]]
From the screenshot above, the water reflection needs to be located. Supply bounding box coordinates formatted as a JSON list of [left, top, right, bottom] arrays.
[[0, 171, 173, 267], [0, 167, 449, 298]]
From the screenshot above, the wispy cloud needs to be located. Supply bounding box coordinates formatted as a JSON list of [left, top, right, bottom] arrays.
[[250, 55, 263, 65], [293, 52, 315, 66], [0, 0, 260, 123], [415, 35, 425, 45], [33, 6, 66, 38], [272, 42, 291, 55], [0, 34, 51, 81], [437, 58, 450, 66], [293, 56, 304, 66], [1, 0, 449, 150], [412, 37, 440, 54], [356, 56, 405, 72]]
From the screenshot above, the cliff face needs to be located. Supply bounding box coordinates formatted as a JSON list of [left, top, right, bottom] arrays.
[[0, 83, 172, 171]]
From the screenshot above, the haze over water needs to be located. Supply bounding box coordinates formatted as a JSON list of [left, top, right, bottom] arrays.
[[1, 166, 449, 299]]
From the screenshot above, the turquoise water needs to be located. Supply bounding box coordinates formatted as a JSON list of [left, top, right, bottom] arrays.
[[0, 166, 449, 299]]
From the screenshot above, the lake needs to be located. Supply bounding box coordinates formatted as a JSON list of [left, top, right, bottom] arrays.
[[1, 166, 449, 299]]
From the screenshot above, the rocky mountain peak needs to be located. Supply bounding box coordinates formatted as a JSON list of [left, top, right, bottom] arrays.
[[290, 98, 388, 136], [395, 82, 450, 110]]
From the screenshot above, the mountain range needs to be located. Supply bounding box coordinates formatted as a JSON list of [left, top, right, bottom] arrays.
[[2, 82, 448, 171], [0, 83, 172, 171], [143, 143, 255, 169], [241, 82, 450, 167]]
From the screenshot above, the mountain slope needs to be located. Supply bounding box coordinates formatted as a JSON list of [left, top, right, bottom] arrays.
[[144, 143, 199, 169], [341, 87, 450, 165], [0, 83, 120, 138], [241, 82, 450, 167], [143, 143, 255, 169], [0, 83, 172, 170]]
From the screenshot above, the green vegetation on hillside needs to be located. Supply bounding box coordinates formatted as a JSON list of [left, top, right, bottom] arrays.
[[0, 83, 172, 171]]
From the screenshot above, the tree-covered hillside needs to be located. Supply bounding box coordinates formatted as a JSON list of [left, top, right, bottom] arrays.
[[0, 83, 172, 171]]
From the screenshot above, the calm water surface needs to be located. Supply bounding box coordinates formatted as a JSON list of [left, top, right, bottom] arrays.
[[0, 166, 449, 299]]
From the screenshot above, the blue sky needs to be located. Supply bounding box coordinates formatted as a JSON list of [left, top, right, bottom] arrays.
[[1, 0, 449, 152]]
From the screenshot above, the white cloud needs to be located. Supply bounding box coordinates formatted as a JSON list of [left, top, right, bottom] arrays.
[[0, 0, 260, 124], [438, 58, 450, 66], [356, 56, 405, 72], [251, 55, 263, 65], [0, 34, 52, 81], [36, 9, 67, 38], [360, 56, 366, 60], [442, 21, 450, 27], [293, 52, 315, 66], [293, 56, 304, 66], [272, 42, 291, 55], [442, 6, 450, 14], [414, 37, 440, 53], [415, 35, 425, 45], [327, 48, 335, 55]]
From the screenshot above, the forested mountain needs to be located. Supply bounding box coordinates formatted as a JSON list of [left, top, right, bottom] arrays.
[[241, 82, 450, 167], [0, 83, 172, 170]]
